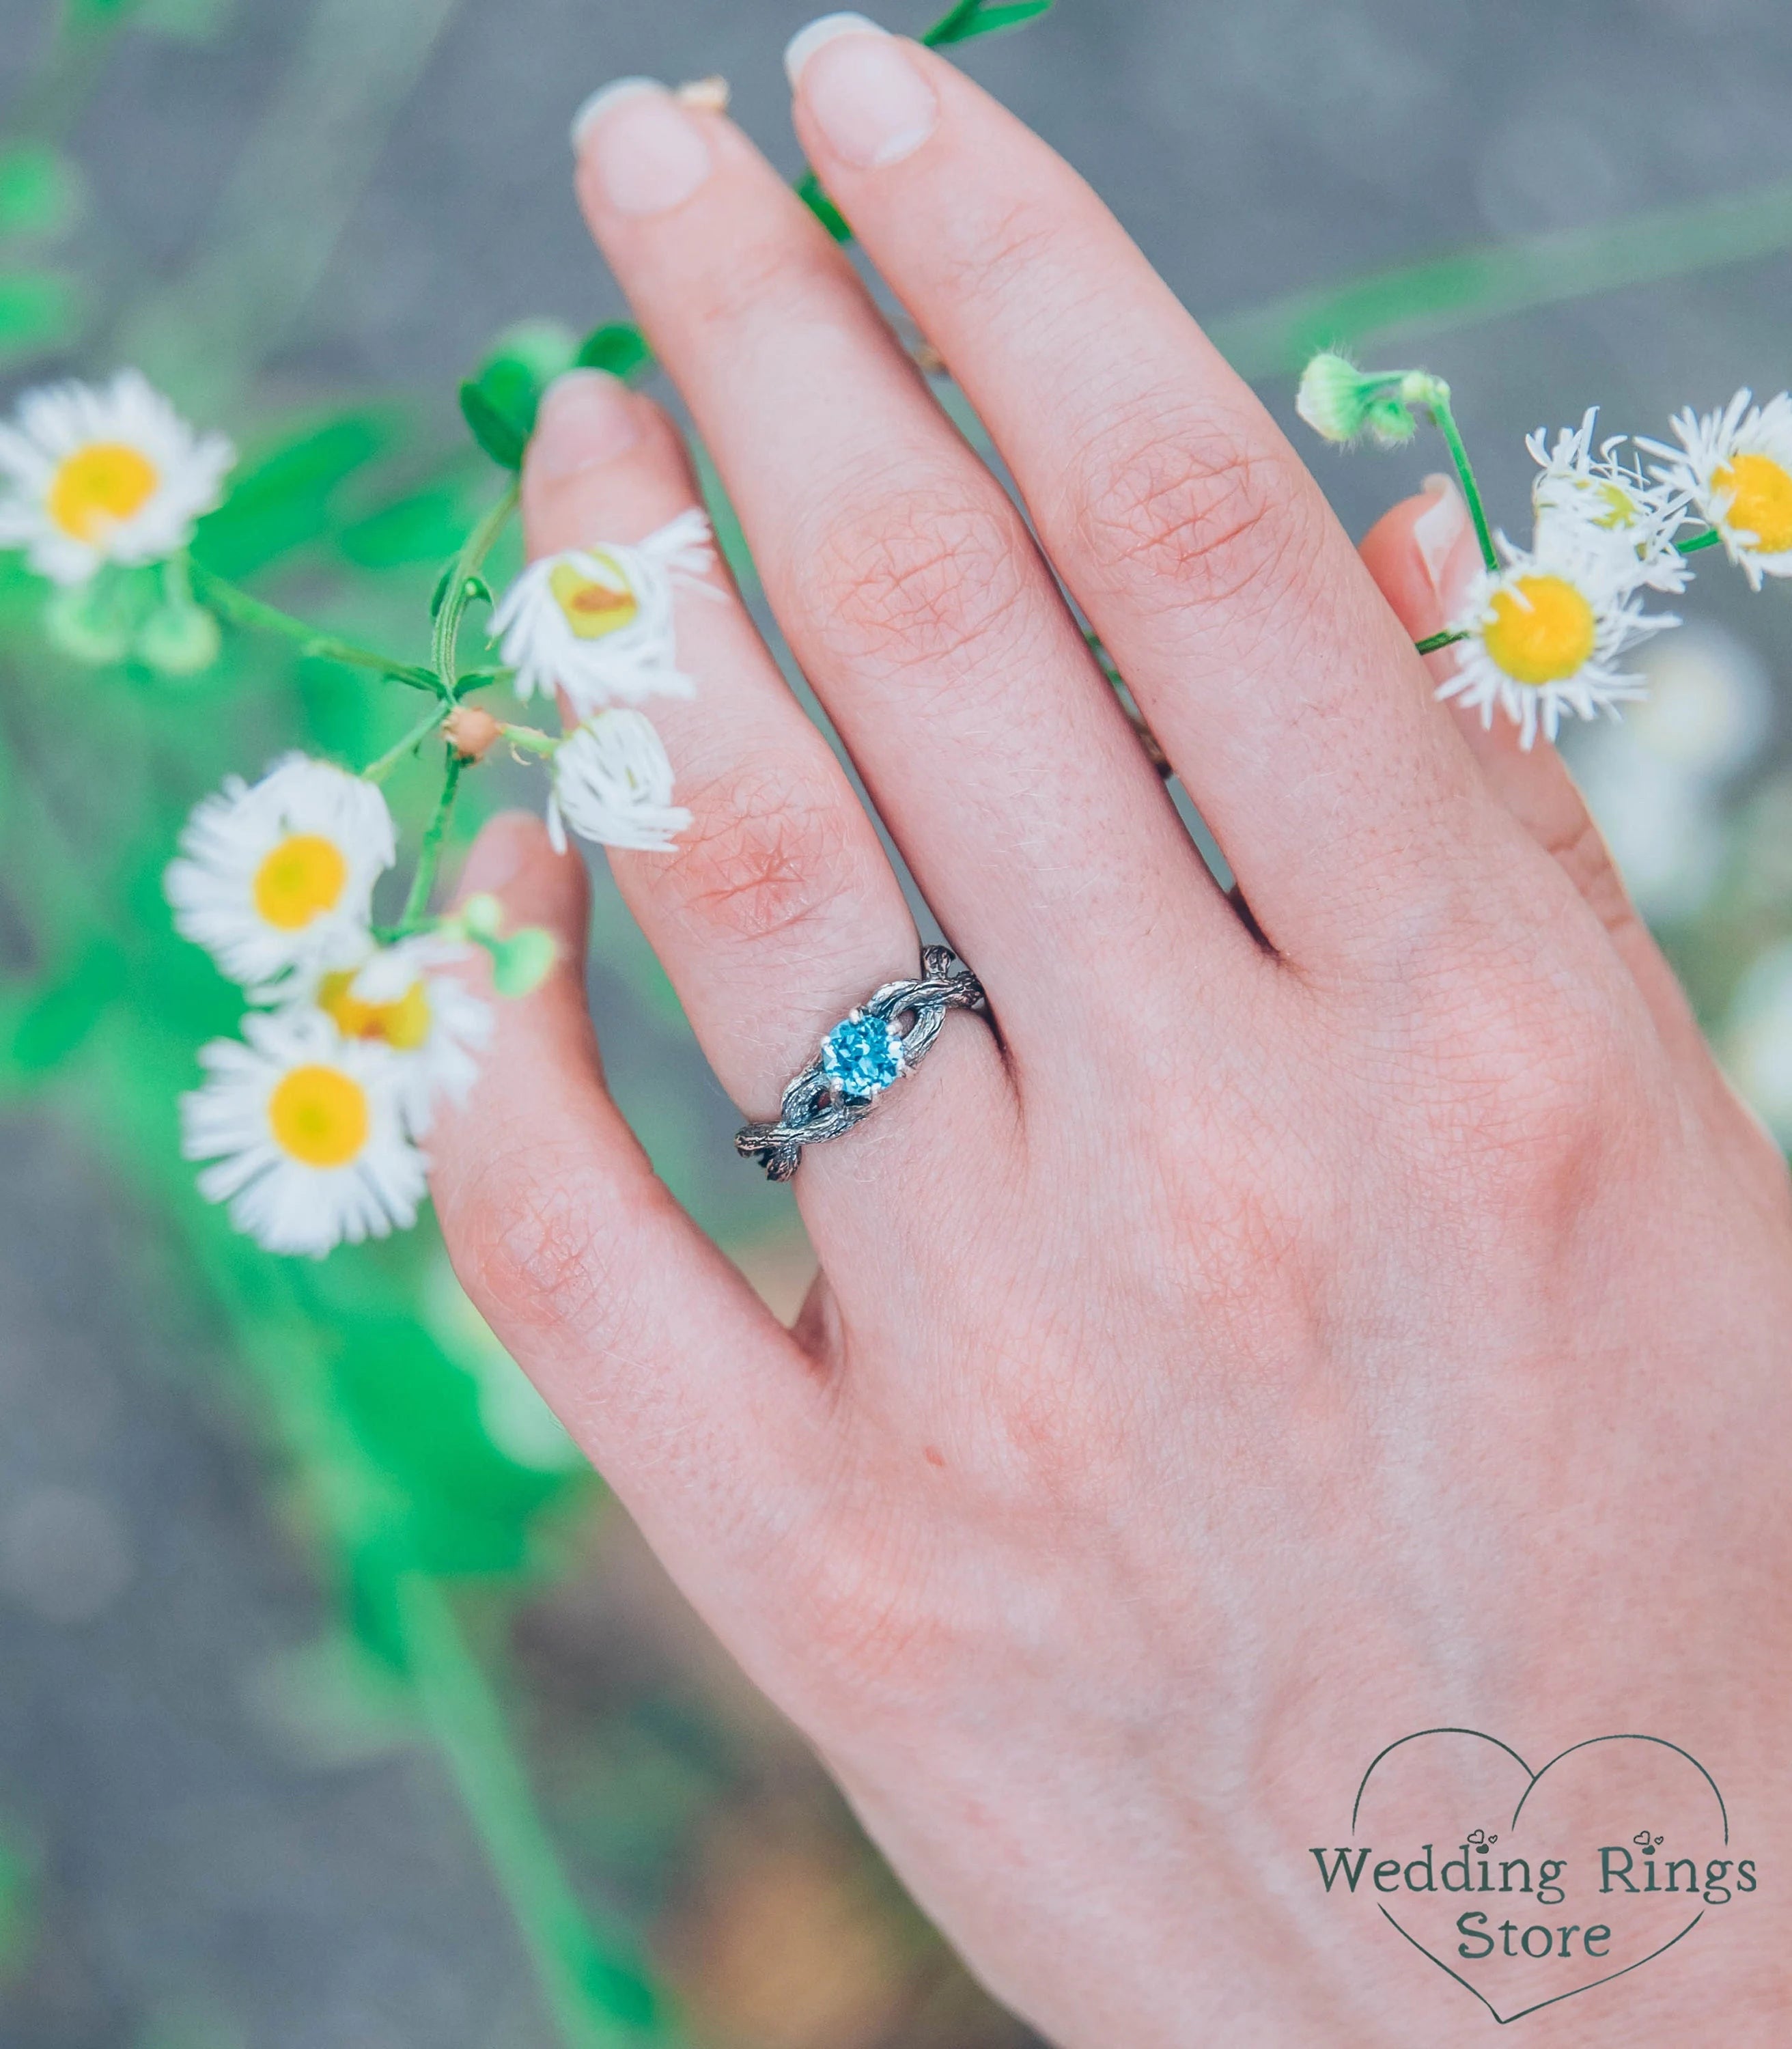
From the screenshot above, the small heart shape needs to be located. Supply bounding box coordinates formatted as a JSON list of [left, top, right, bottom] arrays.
[[1346, 1727, 1731, 2023]]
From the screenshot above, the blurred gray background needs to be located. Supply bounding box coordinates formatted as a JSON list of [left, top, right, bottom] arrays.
[[4, 1, 1792, 2044]]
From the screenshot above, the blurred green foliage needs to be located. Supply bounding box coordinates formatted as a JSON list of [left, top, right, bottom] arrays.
[[0, 1820, 36, 1989]]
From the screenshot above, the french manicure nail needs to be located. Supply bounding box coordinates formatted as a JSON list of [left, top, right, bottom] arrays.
[[531, 370, 641, 480], [570, 77, 660, 155], [1415, 473, 1473, 601], [572, 79, 713, 217], [785, 12, 885, 83], [786, 13, 938, 171]]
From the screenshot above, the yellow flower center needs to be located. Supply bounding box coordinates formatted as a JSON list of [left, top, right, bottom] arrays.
[[318, 967, 432, 1052], [268, 1063, 369, 1169], [252, 833, 348, 931], [549, 554, 639, 641], [1713, 452, 1792, 554], [48, 442, 160, 541], [1482, 574, 1599, 687], [1588, 479, 1638, 531]]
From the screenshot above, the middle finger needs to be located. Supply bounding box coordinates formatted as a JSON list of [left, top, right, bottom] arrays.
[[787, 24, 1515, 975]]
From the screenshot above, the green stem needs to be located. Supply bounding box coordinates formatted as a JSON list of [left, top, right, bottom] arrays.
[[397, 751, 463, 932], [395, 1574, 676, 2049], [433, 480, 520, 688], [499, 723, 559, 758], [1415, 628, 1468, 655], [1401, 376, 1498, 573], [1677, 528, 1724, 555], [188, 559, 438, 691], [363, 703, 451, 785]]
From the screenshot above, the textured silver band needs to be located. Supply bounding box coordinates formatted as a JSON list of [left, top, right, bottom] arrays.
[[734, 945, 985, 1181]]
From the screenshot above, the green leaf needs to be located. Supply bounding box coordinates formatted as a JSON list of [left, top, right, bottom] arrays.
[[193, 413, 393, 576], [482, 317, 578, 391], [458, 321, 583, 471], [490, 928, 557, 999], [339, 488, 471, 569], [135, 598, 222, 676], [796, 169, 852, 243], [0, 269, 79, 363], [324, 1313, 577, 1587], [923, 0, 1052, 46], [8, 941, 124, 1074], [458, 380, 527, 471], [574, 320, 654, 380], [0, 148, 80, 240]]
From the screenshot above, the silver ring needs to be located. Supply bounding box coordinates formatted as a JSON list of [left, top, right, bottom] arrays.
[[735, 946, 985, 1181]]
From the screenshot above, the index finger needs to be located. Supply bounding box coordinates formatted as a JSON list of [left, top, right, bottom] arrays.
[[787, 18, 1504, 968]]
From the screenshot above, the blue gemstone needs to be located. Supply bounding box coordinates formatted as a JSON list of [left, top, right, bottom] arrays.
[[822, 1013, 903, 1100]]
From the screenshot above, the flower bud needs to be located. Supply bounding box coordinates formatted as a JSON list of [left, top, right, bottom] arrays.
[[1296, 352, 1431, 449], [445, 705, 503, 761], [137, 600, 222, 676], [675, 75, 730, 113]]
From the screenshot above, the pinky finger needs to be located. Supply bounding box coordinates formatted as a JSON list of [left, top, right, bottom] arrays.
[[1359, 477, 1711, 1063]]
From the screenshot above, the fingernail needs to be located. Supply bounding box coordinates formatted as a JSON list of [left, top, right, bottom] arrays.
[[573, 79, 713, 217], [458, 813, 550, 903], [1414, 473, 1474, 601], [570, 77, 658, 154], [531, 369, 641, 479], [786, 14, 938, 171]]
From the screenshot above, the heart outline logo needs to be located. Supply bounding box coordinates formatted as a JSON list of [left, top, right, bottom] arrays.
[[1352, 1728, 1728, 2026]]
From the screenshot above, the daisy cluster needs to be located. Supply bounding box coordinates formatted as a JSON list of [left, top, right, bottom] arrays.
[[1297, 355, 1792, 749], [165, 757, 492, 1255], [491, 506, 717, 853], [0, 367, 714, 1255]]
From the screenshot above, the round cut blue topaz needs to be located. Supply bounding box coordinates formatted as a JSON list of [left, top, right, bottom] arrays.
[[822, 1012, 903, 1100]]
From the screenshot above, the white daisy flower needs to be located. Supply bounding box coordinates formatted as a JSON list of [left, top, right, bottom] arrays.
[[180, 1009, 426, 1257], [548, 710, 690, 854], [1528, 408, 1692, 593], [1438, 522, 1679, 751], [0, 369, 234, 585], [288, 932, 492, 1138], [165, 755, 396, 990], [491, 507, 718, 716], [1643, 389, 1792, 589]]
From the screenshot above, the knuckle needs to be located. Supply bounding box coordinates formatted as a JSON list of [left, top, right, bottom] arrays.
[[451, 1147, 621, 1337], [796, 479, 1031, 676], [1069, 400, 1312, 619], [1542, 810, 1638, 942], [781, 1511, 951, 1712], [1400, 971, 1641, 1226], [662, 757, 858, 949]]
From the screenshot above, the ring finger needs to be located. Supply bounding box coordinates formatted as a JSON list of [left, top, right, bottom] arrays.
[[515, 367, 1016, 1241]]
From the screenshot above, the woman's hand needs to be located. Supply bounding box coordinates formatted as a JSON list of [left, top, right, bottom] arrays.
[[430, 24, 1792, 2043]]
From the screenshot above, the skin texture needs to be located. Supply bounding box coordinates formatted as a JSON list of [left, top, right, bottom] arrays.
[[430, 32, 1792, 2045]]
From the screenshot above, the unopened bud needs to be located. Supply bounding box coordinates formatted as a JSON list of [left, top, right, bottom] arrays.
[[1296, 351, 1436, 449], [445, 705, 503, 762], [675, 75, 730, 113]]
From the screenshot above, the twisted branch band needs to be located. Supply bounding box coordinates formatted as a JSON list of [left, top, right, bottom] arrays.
[[735, 946, 986, 1181]]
